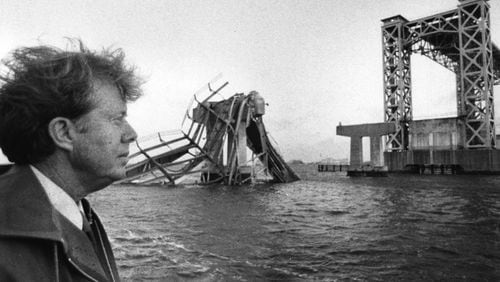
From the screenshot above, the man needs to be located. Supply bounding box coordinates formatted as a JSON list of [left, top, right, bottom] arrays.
[[0, 41, 143, 281]]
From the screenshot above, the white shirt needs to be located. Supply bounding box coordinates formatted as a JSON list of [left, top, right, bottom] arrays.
[[30, 165, 83, 230]]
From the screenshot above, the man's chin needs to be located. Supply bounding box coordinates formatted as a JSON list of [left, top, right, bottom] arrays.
[[111, 168, 128, 181], [96, 169, 127, 185]]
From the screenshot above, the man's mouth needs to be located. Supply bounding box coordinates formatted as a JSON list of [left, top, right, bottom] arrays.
[[118, 152, 129, 158]]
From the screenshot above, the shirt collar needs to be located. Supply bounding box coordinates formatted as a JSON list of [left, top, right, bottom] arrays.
[[30, 165, 83, 230]]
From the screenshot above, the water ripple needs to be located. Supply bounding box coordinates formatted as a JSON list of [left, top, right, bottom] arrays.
[[90, 173, 500, 281]]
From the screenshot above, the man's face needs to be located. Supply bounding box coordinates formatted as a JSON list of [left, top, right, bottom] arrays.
[[71, 80, 137, 185]]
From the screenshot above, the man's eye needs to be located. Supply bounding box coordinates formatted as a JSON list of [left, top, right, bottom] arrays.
[[111, 115, 125, 123]]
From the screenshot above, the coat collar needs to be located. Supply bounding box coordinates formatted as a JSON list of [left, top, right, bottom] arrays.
[[0, 165, 110, 281]]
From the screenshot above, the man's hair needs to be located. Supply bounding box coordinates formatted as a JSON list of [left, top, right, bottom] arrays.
[[0, 40, 144, 164]]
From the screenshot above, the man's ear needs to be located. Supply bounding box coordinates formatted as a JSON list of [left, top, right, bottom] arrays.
[[47, 117, 77, 151]]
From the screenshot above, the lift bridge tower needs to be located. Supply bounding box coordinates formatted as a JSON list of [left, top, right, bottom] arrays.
[[337, 0, 500, 174], [382, 0, 499, 151]]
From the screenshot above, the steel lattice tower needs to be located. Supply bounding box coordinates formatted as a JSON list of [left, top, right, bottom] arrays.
[[382, 16, 412, 151], [381, 0, 498, 151], [458, 0, 495, 148]]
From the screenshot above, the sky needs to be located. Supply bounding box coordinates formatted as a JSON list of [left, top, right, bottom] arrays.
[[0, 0, 499, 163]]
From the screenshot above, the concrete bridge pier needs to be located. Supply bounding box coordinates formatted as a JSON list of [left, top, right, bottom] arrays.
[[370, 135, 383, 167], [337, 122, 396, 169], [349, 135, 363, 168], [346, 135, 384, 168]]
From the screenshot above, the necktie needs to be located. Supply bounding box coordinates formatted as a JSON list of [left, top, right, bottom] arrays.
[[81, 211, 95, 242], [80, 200, 118, 282]]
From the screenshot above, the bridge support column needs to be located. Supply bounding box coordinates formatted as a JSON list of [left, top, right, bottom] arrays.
[[370, 136, 384, 166], [381, 15, 412, 151], [458, 0, 495, 148], [350, 136, 363, 168]]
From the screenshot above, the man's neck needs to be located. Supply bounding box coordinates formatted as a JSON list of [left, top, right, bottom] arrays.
[[33, 152, 94, 202], [34, 152, 114, 202]]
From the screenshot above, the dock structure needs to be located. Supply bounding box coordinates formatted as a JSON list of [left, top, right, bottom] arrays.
[[338, 0, 500, 175], [119, 79, 299, 185], [317, 164, 349, 172]]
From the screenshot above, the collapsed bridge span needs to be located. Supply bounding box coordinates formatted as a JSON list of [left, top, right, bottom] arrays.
[[119, 79, 299, 185]]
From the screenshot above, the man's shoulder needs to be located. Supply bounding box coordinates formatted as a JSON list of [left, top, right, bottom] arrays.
[[0, 165, 61, 241], [0, 164, 12, 176], [0, 165, 42, 205], [0, 164, 34, 187]]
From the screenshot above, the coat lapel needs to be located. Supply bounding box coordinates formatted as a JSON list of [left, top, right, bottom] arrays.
[[56, 211, 110, 281]]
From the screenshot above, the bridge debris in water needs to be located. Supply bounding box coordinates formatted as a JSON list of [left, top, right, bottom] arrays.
[[119, 79, 300, 186]]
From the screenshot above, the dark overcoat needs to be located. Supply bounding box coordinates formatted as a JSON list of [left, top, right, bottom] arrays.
[[0, 166, 120, 282]]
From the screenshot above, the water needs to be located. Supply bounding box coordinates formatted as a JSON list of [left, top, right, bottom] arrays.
[[89, 173, 500, 281]]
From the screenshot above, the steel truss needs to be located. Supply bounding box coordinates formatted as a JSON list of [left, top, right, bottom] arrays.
[[381, 0, 498, 151], [382, 16, 412, 151], [458, 0, 495, 148]]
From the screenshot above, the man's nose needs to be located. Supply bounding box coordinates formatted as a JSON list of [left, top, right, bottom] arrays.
[[122, 120, 138, 143]]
